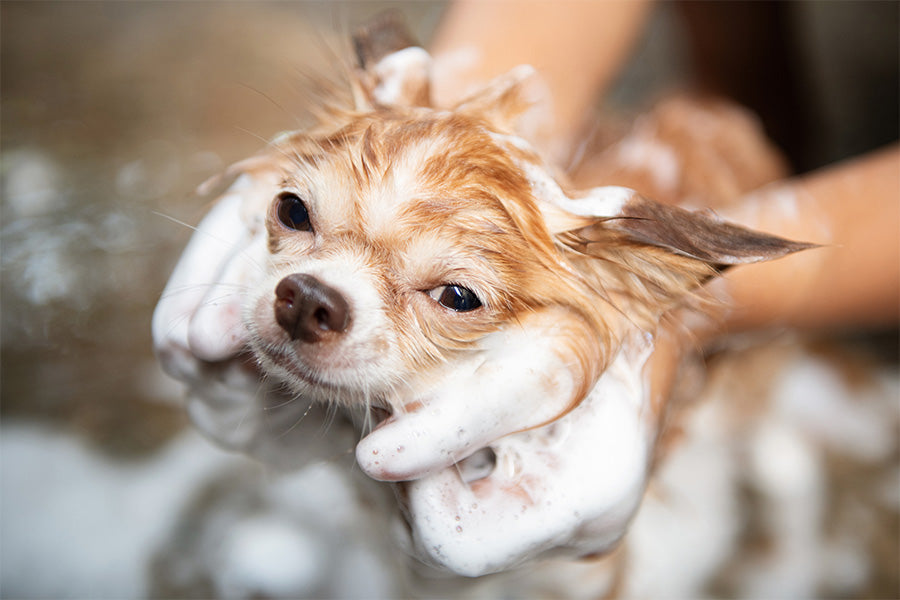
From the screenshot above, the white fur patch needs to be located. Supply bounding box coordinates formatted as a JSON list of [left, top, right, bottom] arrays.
[[506, 151, 637, 228]]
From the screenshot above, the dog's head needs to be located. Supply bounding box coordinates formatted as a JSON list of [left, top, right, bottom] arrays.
[[247, 108, 596, 408], [238, 18, 809, 439]]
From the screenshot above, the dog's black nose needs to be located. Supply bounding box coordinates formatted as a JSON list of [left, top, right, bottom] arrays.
[[274, 273, 351, 342]]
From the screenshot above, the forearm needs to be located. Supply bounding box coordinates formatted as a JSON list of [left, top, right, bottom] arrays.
[[431, 0, 652, 156], [714, 145, 900, 334]]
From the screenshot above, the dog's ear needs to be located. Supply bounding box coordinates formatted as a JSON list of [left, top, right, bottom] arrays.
[[352, 11, 432, 108], [560, 188, 813, 266], [350, 11, 541, 132], [548, 186, 816, 309]]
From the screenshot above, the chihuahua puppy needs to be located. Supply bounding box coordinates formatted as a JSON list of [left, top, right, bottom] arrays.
[[154, 14, 812, 583]]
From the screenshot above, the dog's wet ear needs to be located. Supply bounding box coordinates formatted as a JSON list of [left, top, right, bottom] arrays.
[[350, 11, 541, 130], [352, 11, 432, 108], [552, 187, 816, 305], [567, 190, 815, 266]]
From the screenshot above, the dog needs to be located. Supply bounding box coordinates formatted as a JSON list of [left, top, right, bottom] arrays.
[[153, 13, 879, 597]]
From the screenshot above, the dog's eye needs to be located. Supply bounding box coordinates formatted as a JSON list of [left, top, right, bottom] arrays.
[[428, 285, 482, 312], [276, 192, 312, 232]]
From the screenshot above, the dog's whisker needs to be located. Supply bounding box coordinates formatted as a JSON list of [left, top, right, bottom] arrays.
[[276, 397, 317, 439], [263, 394, 298, 411], [193, 292, 249, 310], [152, 210, 216, 237], [230, 402, 254, 441], [234, 84, 303, 130], [153, 210, 269, 277], [322, 399, 340, 435]]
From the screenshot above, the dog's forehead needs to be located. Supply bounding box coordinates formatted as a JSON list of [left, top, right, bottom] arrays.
[[302, 111, 534, 242]]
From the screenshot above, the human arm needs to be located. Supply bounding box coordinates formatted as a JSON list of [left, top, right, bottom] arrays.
[[430, 0, 652, 158], [712, 145, 900, 336]]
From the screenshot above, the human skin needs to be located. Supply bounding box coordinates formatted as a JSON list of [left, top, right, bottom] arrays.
[[717, 145, 900, 335], [431, 0, 652, 160]]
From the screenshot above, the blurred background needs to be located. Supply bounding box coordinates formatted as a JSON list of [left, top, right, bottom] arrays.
[[1, 1, 897, 598]]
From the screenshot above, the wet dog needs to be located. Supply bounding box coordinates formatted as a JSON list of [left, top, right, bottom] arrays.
[[154, 14, 830, 593]]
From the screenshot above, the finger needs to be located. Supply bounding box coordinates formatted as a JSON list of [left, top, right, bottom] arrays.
[[153, 178, 259, 378], [187, 231, 267, 361], [356, 388, 511, 482], [186, 363, 357, 466], [186, 358, 269, 449], [356, 324, 580, 481]]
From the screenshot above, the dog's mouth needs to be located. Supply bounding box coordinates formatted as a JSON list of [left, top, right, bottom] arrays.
[[257, 342, 399, 414], [260, 344, 350, 392]]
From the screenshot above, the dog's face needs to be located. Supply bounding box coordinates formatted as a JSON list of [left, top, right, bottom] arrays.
[[238, 24, 813, 442], [245, 107, 608, 414], [243, 88, 809, 441]]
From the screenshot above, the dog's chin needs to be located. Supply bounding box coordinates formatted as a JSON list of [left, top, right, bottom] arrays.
[[250, 338, 396, 408]]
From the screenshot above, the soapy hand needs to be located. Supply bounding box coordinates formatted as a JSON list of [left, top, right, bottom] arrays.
[[152, 173, 271, 376], [356, 309, 593, 482], [397, 338, 657, 577]]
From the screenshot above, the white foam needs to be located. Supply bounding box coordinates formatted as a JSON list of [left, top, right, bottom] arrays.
[[153, 173, 275, 374], [563, 185, 637, 217], [772, 355, 897, 461], [373, 47, 431, 106], [187, 231, 267, 361], [1, 149, 65, 219], [213, 515, 324, 599], [508, 153, 636, 230], [623, 399, 742, 598], [616, 132, 680, 192]]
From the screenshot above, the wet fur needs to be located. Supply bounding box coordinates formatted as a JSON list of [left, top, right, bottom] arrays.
[[239, 82, 807, 431]]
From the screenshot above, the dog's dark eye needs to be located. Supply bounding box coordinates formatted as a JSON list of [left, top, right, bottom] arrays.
[[428, 285, 482, 312], [276, 192, 312, 232]]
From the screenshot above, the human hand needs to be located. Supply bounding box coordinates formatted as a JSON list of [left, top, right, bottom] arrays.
[[152, 171, 272, 375], [393, 331, 685, 577], [355, 308, 601, 482]]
